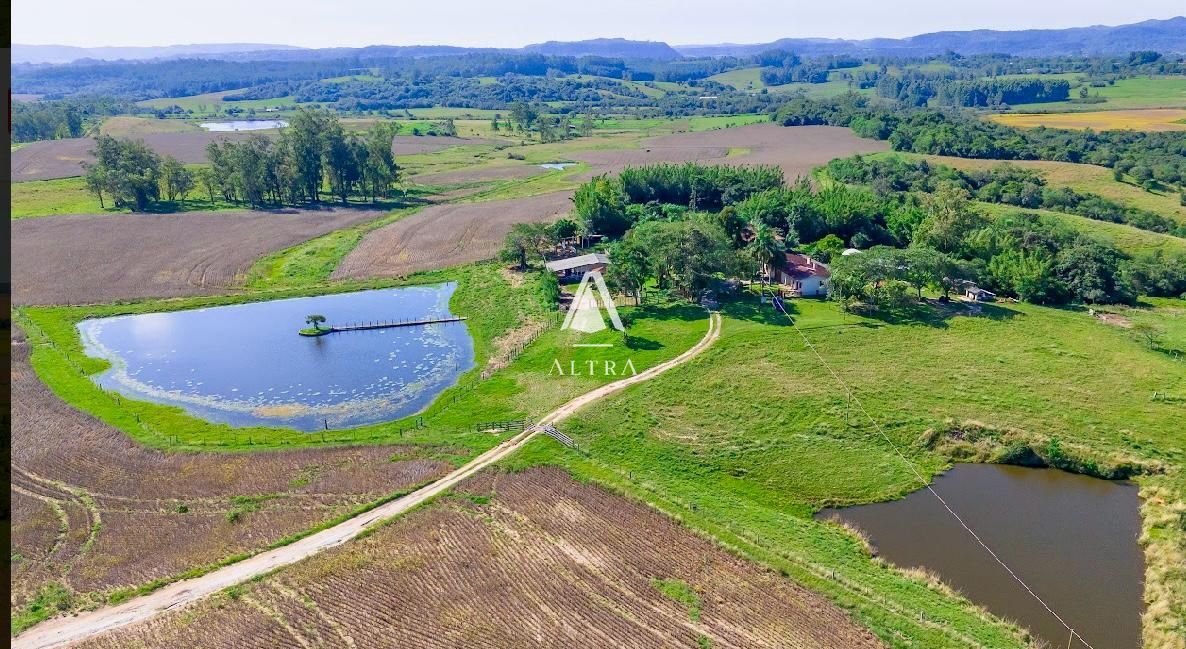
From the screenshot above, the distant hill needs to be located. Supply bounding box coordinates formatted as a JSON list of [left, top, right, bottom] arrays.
[[14, 17, 1186, 66], [523, 38, 681, 60], [12, 43, 306, 64], [676, 17, 1186, 57]]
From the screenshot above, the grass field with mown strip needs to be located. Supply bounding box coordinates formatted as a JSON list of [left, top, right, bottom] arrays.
[[505, 295, 1186, 648]]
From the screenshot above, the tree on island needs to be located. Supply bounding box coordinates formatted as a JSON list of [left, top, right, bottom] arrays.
[[305, 314, 327, 331]]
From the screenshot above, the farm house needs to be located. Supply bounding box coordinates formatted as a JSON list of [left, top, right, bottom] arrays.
[[964, 286, 997, 302], [545, 252, 610, 280], [775, 252, 830, 296]]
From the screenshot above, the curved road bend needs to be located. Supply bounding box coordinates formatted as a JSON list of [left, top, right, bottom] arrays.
[[16, 312, 722, 649]]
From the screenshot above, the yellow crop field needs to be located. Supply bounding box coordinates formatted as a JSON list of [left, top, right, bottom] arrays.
[[989, 108, 1186, 132]]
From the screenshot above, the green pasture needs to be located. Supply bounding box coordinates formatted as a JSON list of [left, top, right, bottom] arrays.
[[505, 294, 1185, 648], [16, 264, 708, 455], [11, 172, 239, 220], [1009, 75, 1186, 112]]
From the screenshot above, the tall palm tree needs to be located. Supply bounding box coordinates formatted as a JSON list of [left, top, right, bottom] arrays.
[[746, 221, 785, 280]]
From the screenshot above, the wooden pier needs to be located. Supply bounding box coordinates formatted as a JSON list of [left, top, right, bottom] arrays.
[[299, 316, 467, 336]]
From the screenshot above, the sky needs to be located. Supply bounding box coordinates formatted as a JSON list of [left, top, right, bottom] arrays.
[[12, 0, 1185, 48]]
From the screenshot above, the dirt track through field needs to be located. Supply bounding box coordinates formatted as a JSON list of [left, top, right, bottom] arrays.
[[13, 312, 722, 649], [70, 465, 882, 649], [12, 207, 386, 305], [11, 134, 483, 181], [332, 191, 573, 280]]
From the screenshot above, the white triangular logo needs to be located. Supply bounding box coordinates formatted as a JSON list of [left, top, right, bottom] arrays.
[[561, 271, 624, 334]]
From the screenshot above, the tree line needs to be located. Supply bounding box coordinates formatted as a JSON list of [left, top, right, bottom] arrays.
[[826, 155, 1186, 237], [11, 97, 132, 143], [82, 110, 400, 211], [572, 163, 786, 238], [512, 162, 1184, 310], [773, 94, 1186, 188]]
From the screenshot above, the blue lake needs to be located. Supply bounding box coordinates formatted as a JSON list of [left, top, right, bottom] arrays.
[[78, 285, 475, 431]]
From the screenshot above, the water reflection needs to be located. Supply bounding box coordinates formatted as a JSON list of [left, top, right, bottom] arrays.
[[79, 285, 474, 431]]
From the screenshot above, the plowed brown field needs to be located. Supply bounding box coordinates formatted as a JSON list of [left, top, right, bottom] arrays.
[[11, 134, 484, 181], [9, 339, 456, 608], [332, 191, 572, 280], [563, 124, 885, 181], [74, 467, 884, 649], [12, 207, 385, 305]]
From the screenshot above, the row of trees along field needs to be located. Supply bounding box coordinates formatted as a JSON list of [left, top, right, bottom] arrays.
[[82, 111, 400, 210], [826, 155, 1186, 236], [16, 45, 1181, 102], [11, 97, 133, 143], [523, 163, 1184, 307], [773, 94, 1186, 188]]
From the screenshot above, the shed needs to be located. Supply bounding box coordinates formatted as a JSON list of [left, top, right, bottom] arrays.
[[544, 253, 610, 279], [965, 286, 996, 302]]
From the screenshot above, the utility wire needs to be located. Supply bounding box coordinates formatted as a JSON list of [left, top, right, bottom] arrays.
[[770, 293, 1094, 649]]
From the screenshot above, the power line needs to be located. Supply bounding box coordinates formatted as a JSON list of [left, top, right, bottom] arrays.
[[770, 294, 1094, 649]]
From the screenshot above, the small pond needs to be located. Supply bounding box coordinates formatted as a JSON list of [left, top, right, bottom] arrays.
[[539, 162, 576, 170], [78, 285, 474, 431], [199, 120, 289, 132], [818, 464, 1142, 649]]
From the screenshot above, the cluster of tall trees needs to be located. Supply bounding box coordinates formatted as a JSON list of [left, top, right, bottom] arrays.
[[828, 246, 971, 310], [826, 155, 1186, 237], [773, 95, 1186, 187], [875, 74, 1071, 107], [202, 111, 400, 206], [498, 219, 579, 270], [555, 162, 1184, 308], [755, 51, 865, 86], [608, 218, 743, 300], [288, 75, 651, 111], [13, 58, 357, 100], [82, 136, 170, 210], [82, 111, 399, 211], [571, 163, 785, 238], [501, 101, 594, 141], [82, 136, 202, 210], [12, 97, 132, 143], [932, 78, 1070, 107]]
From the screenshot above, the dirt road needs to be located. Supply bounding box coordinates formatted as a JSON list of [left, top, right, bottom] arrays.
[[14, 312, 721, 649]]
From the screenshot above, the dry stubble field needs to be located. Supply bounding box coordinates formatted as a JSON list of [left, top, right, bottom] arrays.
[[11, 134, 483, 181], [12, 207, 387, 305], [332, 191, 574, 280], [343, 125, 885, 280], [9, 338, 457, 610], [73, 467, 884, 649], [568, 124, 888, 181]]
